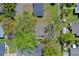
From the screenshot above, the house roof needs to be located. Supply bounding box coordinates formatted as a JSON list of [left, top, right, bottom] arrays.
[[0, 43, 5, 56], [70, 48, 79, 56], [72, 23, 79, 36], [0, 23, 4, 38], [33, 3, 44, 17], [32, 44, 44, 56], [75, 3, 79, 13]]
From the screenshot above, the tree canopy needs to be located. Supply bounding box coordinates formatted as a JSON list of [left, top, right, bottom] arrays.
[[15, 12, 36, 33], [0, 16, 16, 35], [14, 12, 37, 51], [42, 39, 62, 56], [2, 3, 16, 17], [60, 33, 75, 45], [15, 32, 37, 50]]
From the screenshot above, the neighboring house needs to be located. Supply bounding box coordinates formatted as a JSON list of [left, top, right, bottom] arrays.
[[0, 43, 5, 56], [0, 23, 4, 38], [70, 48, 79, 56], [33, 3, 44, 17], [74, 3, 79, 14], [32, 44, 44, 56], [72, 23, 79, 37], [0, 4, 3, 14]]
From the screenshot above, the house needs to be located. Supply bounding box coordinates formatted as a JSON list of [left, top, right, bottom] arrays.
[[72, 23, 79, 37], [74, 3, 79, 14], [69, 48, 79, 56], [0, 43, 5, 56], [0, 23, 4, 38], [33, 3, 44, 17], [32, 44, 44, 56]]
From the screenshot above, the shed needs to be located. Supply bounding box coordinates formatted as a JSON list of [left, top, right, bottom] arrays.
[[72, 23, 79, 37], [0, 23, 4, 38], [33, 3, 44, 17], [0, 43, 5, 56]]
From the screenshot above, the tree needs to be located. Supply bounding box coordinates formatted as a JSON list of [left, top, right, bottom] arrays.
[[15, 31, 37, 51], [14, 12, 37, 53], [50, 3, 55, 6], [2, 3, 16, 17], [15, 12, 36, 33], [66, 3, 71, 7], [60, 33, 75, 45], [42, 39, 62, 56], [60, 33, 75, 55], [0, 16, 16, 35]]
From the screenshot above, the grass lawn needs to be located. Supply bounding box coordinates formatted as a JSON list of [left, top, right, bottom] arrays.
[[48, 4, 58, 17], [0, 39, 4, 43], [6, 39, 16, 53]]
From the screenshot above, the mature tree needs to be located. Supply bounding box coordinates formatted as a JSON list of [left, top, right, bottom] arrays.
[[14, 12, 37, 53], [60, 33, 75, 47], [66, 3, 71, 7], [15, 12, 36, 33], [50, 3, 55, 6], [2, 3, 16, 17], [42, 39, 62, 56], [15, 31, 37, 51], [52, 16, 61, 33], [0, 16, 16, 35]]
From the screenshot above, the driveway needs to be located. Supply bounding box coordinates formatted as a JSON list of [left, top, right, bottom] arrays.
[[35, 24, 46, 39]]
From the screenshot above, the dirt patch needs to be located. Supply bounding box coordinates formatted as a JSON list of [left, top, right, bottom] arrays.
[[22, 3, 33, 14]]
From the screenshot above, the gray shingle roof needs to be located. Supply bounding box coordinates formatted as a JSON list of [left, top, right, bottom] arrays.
[[0, 43, 5, 56], [70, 48, 79, 56], [72, 23, 79, 36], [33, 3, 44, 17], [32, 44, 44, 56]]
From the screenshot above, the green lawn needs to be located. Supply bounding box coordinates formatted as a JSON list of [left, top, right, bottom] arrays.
[[0, 39, 4, 43], [48, 4, 58, 17], [6, 39, 16, 53]]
